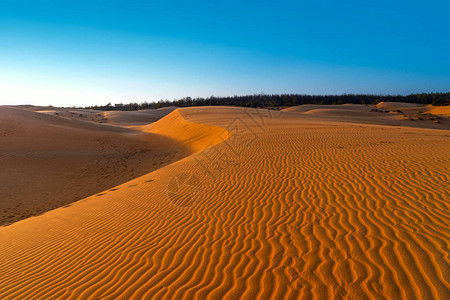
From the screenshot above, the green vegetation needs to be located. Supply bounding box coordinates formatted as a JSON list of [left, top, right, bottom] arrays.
[[84, 92, 450, 111]]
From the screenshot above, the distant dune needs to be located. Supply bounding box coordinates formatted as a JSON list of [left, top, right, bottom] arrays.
[[0, 105, 449, 299], [375, 101, 424, 109], [428, 105, 450, 116], [34, 106, 176, 126], [283, 103, 367, 113], [103, 107, 178, 126], [283, 102, 450, 130]]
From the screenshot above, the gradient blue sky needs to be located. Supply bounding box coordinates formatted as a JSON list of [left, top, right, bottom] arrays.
[[1, 0, 449, 106]]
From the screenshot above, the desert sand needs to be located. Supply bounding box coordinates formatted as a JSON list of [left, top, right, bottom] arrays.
[[0, 106, 180, 225], [0, 104, 449, 299], [33, 106, 177, 126], [283, 102, 450, 130]]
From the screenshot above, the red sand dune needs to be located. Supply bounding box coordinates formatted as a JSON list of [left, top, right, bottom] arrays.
[[0, 105, 449, 299]]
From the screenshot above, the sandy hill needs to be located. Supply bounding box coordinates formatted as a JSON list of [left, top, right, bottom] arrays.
[[283, 102, 450, 130], [103, 107, 177, 126], [283, 103, 367, 113], [0, 106, 191, 226], [141, 109, 230, 152], [0, 106, 448, 299], [427, 105, 450, 116], [375, 101, 424, 110], [34, 106, 176, 126]]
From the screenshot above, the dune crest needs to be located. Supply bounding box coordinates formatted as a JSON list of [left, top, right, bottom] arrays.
[[143, 109, 231, 153]]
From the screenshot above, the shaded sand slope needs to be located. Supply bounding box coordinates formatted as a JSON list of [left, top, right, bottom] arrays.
[[103, 107, 177, 126], [0, 107, 449, 299], [34, 107, 176, 126], [0, 106, 189, 226]]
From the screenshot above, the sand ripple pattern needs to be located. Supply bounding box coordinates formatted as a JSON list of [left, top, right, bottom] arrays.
[[0, 107, 449, 299]]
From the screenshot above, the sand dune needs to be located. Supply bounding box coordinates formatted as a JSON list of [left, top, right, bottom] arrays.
[[0, 106, 189, 226], [144, 109, 230, 152], [0, 106, 449, 299], [35, 107, 176, 126], [283, 103, 368, 113], [429, 105, 450, 117], [103, 107, 177, 126], [283, 103, 450, 130], [375, 101, 424, 109]]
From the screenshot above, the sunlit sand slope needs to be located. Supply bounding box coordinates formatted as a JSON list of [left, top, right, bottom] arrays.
[[428, 105, 450, 117], [143, 109, 231, 152], [0, 107, 449, 299]]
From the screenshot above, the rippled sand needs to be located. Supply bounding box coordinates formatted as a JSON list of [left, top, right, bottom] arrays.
[[0, 105, 448, 299]]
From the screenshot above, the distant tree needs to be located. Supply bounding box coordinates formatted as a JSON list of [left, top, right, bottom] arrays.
[[81, 92, 449, 111]]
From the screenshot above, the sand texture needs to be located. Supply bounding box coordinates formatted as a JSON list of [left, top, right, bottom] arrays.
[[0, 105, 449, 299]]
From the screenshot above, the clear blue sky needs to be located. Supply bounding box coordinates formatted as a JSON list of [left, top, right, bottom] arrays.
[[1, 0, 449, 106]]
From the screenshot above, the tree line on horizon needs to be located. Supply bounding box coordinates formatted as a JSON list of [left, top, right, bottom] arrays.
[[83, 92, 450, 111]]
